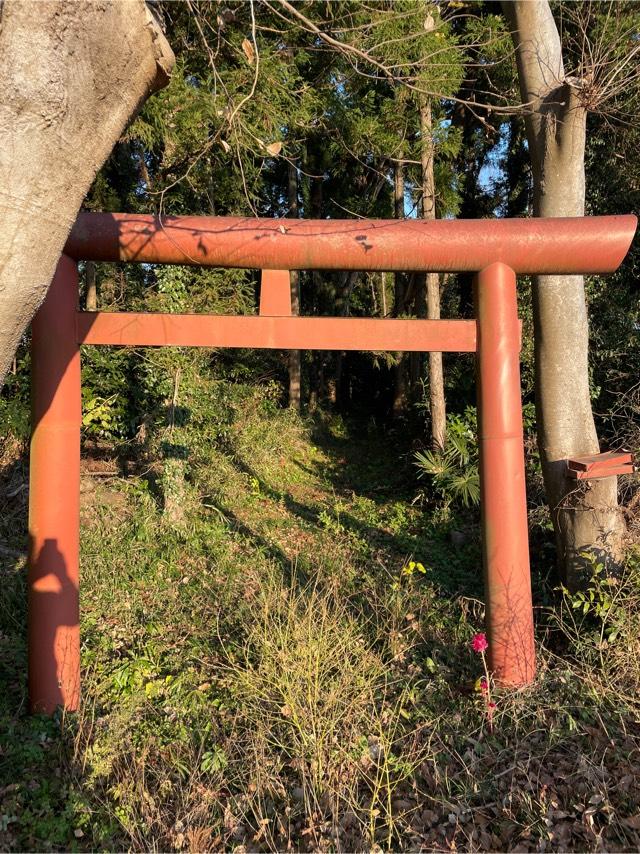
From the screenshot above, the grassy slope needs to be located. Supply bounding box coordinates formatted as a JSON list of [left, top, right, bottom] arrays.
[[1, 385, 640, 852]]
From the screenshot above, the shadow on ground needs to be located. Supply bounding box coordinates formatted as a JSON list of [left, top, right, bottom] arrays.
[[218, 415, 483, 602]]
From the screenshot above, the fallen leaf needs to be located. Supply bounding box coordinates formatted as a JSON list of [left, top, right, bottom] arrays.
[[242, 38, 255, 65], [266, 141, 282, 156]]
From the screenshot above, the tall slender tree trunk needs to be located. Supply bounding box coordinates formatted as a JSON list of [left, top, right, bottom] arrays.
[[392, 158, 408, 417], [288, 158, 301, 411], [379, 272, 388, 318], [421, 100, 446, 451], [305, 144, 327, 408], [335, 271, 359, 409], [0, 1, 174, 386], [504, 0, 625, 587]]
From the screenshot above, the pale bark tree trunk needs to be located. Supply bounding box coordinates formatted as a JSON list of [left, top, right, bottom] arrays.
[[504, 0, 625, 587], [305, 145, 327, 408], [421, 100, 446, 451], [0, 0, 174, 386], [288, 158, 301, 411], [379, 272, 387, 318], [392, 158, 408, 417], [85, 261, 97, 312]]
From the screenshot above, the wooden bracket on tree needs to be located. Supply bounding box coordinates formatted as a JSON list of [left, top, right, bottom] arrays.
[[566, 451, 634, 480]]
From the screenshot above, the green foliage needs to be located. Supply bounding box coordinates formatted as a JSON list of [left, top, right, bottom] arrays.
[[200, 746, 228, 775], [414, 407, 480, 510], [0, 395, 29, 441], [81, 392, 122, 438], [558, 551, 627, 645], [0, 346, 30, 439]]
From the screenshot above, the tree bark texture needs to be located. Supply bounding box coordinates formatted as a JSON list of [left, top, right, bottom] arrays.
[[421, 100, 446, 451], [0, 0, 174, 386], [504, 0, 625, 586]]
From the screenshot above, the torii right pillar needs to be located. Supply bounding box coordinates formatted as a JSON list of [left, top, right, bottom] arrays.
[[476, 262, 535, 686]]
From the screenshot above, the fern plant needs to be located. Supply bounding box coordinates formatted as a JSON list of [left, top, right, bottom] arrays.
[[414, 407, 480, 510]]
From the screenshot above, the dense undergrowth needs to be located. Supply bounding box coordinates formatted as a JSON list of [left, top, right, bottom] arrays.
[[1, 372, 640, 852]]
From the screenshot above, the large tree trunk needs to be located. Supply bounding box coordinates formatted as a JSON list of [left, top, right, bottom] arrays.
[[503, 0, 625, 587], [287, 158, 301, 411], [421, 100, 446, 451], [0, 1, 174, 386]]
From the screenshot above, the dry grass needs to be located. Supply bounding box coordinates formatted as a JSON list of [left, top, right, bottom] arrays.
[[219, 572, 429, 851]]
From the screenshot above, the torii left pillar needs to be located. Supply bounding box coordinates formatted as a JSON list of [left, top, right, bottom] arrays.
[[28, 255, 81, 713]]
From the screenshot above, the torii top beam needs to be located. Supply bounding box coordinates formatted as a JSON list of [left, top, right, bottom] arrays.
[[66, 212, 637, 275]]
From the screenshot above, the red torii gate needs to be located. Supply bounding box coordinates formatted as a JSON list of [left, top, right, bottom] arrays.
[[28, 212, 637, 714]]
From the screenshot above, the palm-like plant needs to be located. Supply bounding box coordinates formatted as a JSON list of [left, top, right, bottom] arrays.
[[414, 409, 480, 509]]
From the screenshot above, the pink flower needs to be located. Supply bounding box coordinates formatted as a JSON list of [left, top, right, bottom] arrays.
[[471, 633, 488, 654], [479, 677, 488, 694]]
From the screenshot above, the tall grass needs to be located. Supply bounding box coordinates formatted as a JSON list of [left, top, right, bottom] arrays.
[[221, 572, 429, 849]]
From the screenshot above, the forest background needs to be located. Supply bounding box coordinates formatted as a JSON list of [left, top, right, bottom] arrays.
[[1, 1, 640, 851]]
